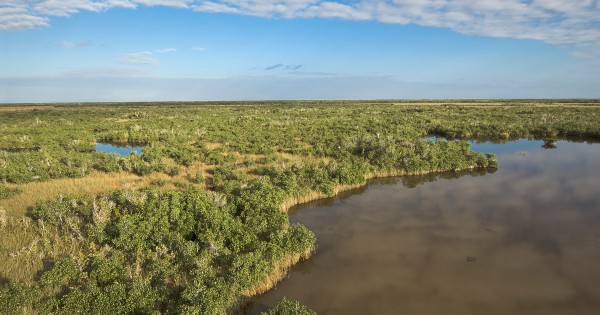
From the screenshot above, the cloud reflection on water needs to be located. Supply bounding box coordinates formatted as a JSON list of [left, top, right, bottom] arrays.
[[247, 140, 600, 315]]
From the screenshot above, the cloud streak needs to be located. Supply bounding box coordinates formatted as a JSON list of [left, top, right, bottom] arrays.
[[1, 1, 600, 53], [120, 51, 159, 65], [265, 63, 302, 71], [119, 48, 176, 65], [0, 5, 49, 31]]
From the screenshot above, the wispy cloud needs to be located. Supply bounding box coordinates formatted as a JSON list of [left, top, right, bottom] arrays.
[[32, 0, 135, 16], [121, 51, 159, 65], [288, 70, 337, 76], [192, 47, 206, 52], [134, 0, 193, 8], [119, 48, 176, 65], [61, 39, 92, 48], [0, 5, 49, 31], [265, 63, 302, 71], [155, 48, 176, 53], [265, 63, 283, 71], [2, 1, 600, 53]]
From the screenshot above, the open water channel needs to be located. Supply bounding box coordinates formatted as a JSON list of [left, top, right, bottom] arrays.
[[246, 139, 600, 315]]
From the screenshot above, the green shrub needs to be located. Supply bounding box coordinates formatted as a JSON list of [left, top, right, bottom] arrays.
[[190, 171, 204, 184], [167, 166, 181, 176], [0, 281, 38, 314], [40, 256, 81, 288], [0, 185, 21, 200], [150, 179, 166, 187], [261, 298, 316, 315]]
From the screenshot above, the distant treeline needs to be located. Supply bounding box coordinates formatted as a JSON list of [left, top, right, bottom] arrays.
[[2, 99, 600, 108]]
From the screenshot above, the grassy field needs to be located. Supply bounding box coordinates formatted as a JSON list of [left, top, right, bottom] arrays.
[[1, 100, 599, 314]]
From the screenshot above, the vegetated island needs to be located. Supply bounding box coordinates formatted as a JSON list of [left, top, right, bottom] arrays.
[[1, 100, 599, 314]]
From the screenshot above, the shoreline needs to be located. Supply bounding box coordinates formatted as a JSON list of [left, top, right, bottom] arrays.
[[237, 163, 495, 314]]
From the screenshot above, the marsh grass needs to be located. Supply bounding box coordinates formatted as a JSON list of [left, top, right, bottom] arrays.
[[0, 216, 41, 282], [0, 100, 598, 314], [0, 158, 218, 217], [230, 247, 314, 314], [0, 206, 6, 227], [0, 162, 215, 282], [0, 172, 161, 216]]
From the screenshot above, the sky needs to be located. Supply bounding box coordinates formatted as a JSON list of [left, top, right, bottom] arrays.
[[1, 0, 600, 102]]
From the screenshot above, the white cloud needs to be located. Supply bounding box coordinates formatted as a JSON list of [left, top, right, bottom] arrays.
[[301, 2, 370, 20], [1, 0, 600, 53], [0, 6, 49, 31], [264, 63, 303, 71], [134, 0, 193, 8], [119, 48, 176, 65], [32, 0, 128, 16], [192, 1, 240, 14], [155, 48, 176, 53], [121, 51, 159, 65], [192, 47, 206, 52]]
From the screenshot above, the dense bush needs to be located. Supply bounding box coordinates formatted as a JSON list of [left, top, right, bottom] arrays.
[[0, 281, 38, 314], [1, 101, 597, 184], [11, 183, 315, 314], [0, 185, 21, 200], [261, 298, 316, 315], [1, 101, 598, 314]]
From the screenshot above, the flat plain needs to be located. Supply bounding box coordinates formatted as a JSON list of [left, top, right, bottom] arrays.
[[1, 100, 600, 314]]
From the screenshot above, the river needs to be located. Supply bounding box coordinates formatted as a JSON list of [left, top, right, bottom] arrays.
[[246, 139, 600, 314]]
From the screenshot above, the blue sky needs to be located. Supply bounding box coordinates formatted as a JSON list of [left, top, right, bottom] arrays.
[[1, 0, 600, 102]]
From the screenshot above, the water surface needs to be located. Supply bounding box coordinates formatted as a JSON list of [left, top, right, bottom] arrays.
[[247, 140, 600, 315], [95, 143, 142, 156]]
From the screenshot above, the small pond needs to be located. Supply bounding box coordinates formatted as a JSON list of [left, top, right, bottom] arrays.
[[95, 143, 142, 156], [246, 139, 600, 315]]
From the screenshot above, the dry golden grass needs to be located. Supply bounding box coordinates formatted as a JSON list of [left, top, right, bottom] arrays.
[[0, 214, 99, 283], [0, 172, 172, 217], [390, 102, 506, 106], [169, 160, 213, 184], [242, 247, 313, 298], [388, 101, 600, 108], [205, 142, 223, 149], [227, 247, 314, 314], [0, 206, 6, 227], [0, 141, 485, 296], [0, 105, 55, 111], [281, 183, 362, 212], [0, 158, 218, 218], [278, 152, 332, 164], [0, 216, 43, 282], [235, 152, 264, 161], [280, 164, 481, 212]]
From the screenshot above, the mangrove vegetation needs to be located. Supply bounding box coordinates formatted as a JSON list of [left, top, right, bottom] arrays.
[[1, 100, 599, 314]]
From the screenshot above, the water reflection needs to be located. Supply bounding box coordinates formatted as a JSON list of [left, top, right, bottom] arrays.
[[95, 143, 142, 156], [246, 140, 600, 315], [289, 169, 495, 214]]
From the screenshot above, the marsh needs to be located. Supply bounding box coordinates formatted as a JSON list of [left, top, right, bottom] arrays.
[[247, 140, 600, 315]]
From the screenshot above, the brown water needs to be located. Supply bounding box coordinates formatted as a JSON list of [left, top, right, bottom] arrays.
[[246, 139, 600, 315]]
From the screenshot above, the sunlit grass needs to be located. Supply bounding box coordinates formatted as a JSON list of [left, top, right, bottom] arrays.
[[0, 100, 598, 313], [1, 172, 161, 216]]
